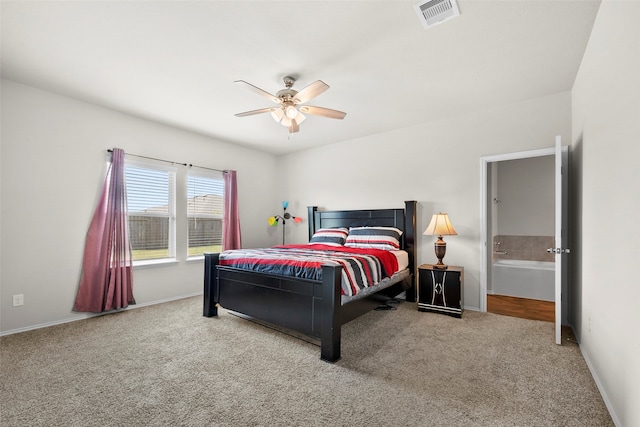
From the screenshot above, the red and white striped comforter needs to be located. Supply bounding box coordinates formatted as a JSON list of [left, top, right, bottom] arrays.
[[218, 244, 399, 297]]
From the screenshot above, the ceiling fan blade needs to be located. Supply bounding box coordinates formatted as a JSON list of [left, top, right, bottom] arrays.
[[289, 119, 300, 133], [299, 105, 346, 120], [234, 107, 277, 117], [234, 80, 280, 104], [293, 80, 329, 104]]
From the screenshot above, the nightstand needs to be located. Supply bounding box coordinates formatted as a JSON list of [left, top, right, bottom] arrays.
[[418, 264, 464, 318]]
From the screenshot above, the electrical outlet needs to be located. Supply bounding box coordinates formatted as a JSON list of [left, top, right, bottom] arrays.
[[13, 294, 24, 307]]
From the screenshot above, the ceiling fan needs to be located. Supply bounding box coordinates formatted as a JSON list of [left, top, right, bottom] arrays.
[[234, 75, 347, 134]]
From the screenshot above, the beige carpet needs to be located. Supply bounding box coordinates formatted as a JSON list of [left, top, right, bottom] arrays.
[[1, 296, 612, 426]]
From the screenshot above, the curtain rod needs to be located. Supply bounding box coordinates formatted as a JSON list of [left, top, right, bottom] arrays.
[[107, 149, 226, 173]]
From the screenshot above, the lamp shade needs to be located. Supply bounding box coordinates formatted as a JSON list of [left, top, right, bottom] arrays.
[[280, 112, 305, 127], [285, 105, 298, 119], [271, 108, 285, 123], [423, 213, 457, 236]]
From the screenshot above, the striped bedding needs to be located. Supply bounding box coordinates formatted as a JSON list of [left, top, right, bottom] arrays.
[[218, 244, 400, 298]]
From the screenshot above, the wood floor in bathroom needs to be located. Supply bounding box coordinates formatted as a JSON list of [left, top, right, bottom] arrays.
[[487, 294, 554, 322]]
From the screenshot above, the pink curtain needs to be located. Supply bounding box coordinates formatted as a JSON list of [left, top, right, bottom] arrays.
[[222, 170, 242, 250], [74, 148, 135, 313]]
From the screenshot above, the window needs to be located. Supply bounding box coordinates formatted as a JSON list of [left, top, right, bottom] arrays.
[[125, 163, 176, 261], [187, 171, 224, 258], [123, 158, 223, 264]]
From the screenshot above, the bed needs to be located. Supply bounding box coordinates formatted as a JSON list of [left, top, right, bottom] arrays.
[[203, 200, 417, 362]]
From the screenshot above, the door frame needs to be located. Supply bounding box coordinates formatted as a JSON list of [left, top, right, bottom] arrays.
[[479, 147, 556, 313]]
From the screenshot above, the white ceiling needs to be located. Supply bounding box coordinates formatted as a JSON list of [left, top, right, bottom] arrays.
[[1, 1, 601, 155]]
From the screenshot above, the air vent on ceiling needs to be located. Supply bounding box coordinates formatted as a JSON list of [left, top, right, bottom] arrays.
[[414, 0, 461, 29]]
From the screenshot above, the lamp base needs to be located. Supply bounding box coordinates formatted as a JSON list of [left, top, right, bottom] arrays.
[[434, 237, 448, 269], [432, 263, 448, 270]]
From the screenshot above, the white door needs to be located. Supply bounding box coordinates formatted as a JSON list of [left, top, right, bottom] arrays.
[[549, 135, 570, 344]]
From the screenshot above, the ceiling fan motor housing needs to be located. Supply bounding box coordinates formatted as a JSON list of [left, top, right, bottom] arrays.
[[276, 88, 297, 101], [277, 76, 298, 102]]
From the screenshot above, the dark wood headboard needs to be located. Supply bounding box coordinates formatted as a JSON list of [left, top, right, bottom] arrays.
[[307, 201, 417, 300]]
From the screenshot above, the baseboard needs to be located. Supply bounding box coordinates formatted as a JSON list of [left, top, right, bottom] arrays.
[[578, 342, 621, 426], [571, 323, 619, 425], [0, 292, 202, 337]]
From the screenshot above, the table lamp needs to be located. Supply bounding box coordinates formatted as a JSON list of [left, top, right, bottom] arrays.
[[423, 213, 457, 269]]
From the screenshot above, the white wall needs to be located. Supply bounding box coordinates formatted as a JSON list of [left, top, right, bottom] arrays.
[[0, 79, 278, 333], [279, 91, 571, 311], [496, 156, 555, 236], [571, 1, 640, 425]]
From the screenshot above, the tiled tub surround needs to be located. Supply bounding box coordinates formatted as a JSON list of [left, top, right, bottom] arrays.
[[492, 235, 555, 263]]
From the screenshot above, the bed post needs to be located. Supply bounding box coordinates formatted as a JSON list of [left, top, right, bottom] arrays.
[[404, 200, 417, 302], [320, 264, 342, 363], [203, 253, 220, 317], [307, 206, 318, 239]]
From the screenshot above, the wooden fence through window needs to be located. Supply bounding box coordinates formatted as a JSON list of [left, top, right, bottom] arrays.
[[129, 216, 222, 250]]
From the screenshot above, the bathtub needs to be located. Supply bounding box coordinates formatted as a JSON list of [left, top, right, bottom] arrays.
[[491, 259, 555, 301]]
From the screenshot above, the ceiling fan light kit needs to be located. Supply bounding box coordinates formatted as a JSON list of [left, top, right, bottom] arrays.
[[235, 75, 346, 134]]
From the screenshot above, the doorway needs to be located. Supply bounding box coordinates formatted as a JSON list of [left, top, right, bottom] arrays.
[[480, 148, 556, 321], [481, 140, 569, 344], [489, 155, 555, 321]]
